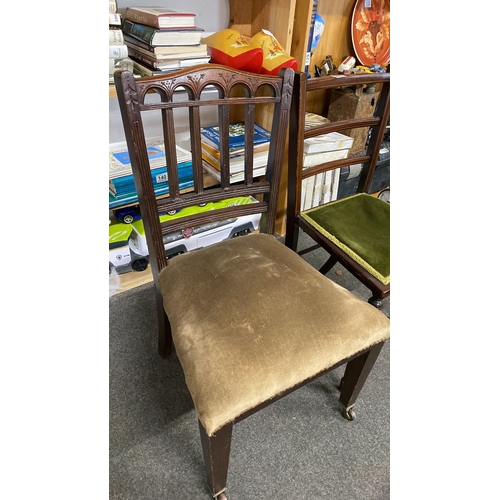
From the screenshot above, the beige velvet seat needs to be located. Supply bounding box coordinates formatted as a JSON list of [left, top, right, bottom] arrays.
[[159, 232, 389, 436], [114, 65, 390, 499]]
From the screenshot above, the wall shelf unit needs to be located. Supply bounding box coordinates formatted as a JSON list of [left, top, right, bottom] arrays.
[[109, 0, 371, 241]]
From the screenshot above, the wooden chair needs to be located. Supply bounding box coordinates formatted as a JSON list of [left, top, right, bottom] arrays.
[[114, 65, 390, 499], [286, 72, 390, 308]]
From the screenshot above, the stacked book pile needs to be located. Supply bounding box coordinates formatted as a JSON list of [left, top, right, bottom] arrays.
[[122, 6, 210, 77], [301, 112, 354, 211], [109, 140, 194, 209], [109, 0, 134, 81], [200, 122, 272, 184]]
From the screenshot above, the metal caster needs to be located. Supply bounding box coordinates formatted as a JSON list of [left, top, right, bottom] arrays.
[[341, 407, 356, 421], [216, 493, 228, 500], [368, 296, 383, 309]]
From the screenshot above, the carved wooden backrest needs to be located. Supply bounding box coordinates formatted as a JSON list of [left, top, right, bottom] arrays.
[[114, 64, 294, 280], [286, 72, 390, 236]]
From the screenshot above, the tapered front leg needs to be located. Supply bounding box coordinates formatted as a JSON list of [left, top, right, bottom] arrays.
[[199, 420, 233, 499], [338, 341, 385, 420]]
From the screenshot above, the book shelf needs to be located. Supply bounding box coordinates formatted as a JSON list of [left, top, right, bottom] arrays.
[[227, 0, 359, 235], [109, 0, 368, 290]]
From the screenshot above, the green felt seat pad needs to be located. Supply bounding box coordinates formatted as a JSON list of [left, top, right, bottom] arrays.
[[158, 232, 390, 436], [301, 193, 390, 284]]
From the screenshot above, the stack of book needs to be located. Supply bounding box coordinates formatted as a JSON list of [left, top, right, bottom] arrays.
[[122, 6, 210, 77], [109, 140, 195, 209], [109, 1, 134, 81], [200, 122, 272, 184], [301, 112, 354, 211]]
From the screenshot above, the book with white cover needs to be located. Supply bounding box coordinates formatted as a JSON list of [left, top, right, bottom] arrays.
[[303, 148, 349, 168], [312, 172, 325, 208], [202, 160, 266, 184], [109, 139, 192, 180], [321, 169, 333, 204], [303, 111, 354, 154], [303, 131, 354, 154], [301, 176, 315, 211], [330, 167, 340, 201]]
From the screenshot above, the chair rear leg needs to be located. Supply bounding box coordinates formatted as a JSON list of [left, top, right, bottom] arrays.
[[338, 341, 385, 420], [155, 288, 173, 359], [199, 420, 233, 499], [318, 255, 338, 275], [368, 295, 383, 309]]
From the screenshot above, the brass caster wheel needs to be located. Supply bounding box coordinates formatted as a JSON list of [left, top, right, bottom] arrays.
[[342, 407, 356, 421]]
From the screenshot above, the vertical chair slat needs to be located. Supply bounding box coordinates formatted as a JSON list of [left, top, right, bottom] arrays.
[[218, 104, 230, 189], [244, 103, 255, 185], [189, 104, 205, 194], [162, 107, 180, 201]]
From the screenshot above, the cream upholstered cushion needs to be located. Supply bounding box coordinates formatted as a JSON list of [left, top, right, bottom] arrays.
[[158, 233, 390, 436]]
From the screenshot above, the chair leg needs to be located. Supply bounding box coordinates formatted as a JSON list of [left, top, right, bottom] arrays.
[[338, 341, 385, 420], [199, 420, 233, 499], [368, 295, 383, 309], [155, 288, 173, 359], [318, 255, 338, 275], [285, 221, 300, 251]]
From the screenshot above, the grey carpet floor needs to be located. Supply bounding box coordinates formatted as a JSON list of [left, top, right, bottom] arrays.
[[109, 231, 390, 499]]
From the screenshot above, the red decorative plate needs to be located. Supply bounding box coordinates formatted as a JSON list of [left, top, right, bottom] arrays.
[[351, 0, 390, 67]]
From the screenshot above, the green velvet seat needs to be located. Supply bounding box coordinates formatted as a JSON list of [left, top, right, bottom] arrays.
[[301, 193, 390, 285], [159, 232, 390, 436]]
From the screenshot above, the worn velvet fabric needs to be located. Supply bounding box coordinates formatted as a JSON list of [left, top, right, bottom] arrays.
[[158, 233, 390, 436], [301, 193, 390, 284]]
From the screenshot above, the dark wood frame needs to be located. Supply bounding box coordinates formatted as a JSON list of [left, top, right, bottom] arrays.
[[286, 71, 390, 308], [114, 65, 294, 358]]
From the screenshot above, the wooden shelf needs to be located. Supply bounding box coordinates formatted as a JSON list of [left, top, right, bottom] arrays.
[[110, 0, 361, 241]]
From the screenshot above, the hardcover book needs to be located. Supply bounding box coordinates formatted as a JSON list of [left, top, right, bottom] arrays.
[[109, 13, 122, 26], [109, 44, 128, 58], [109, 28, 124, 45], [125, 7, 196, 29], [131, 60, 168, 77], [200, 122, 271, 152], [123, 34, 207, 55], [303, 131, 354, 154], [127, 46, 210, 70], [201, 141, 269, 161], [124, 38, 208, 60], [123, 20, 204, 46], [304, 0, 318, 75]]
